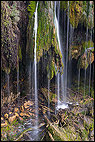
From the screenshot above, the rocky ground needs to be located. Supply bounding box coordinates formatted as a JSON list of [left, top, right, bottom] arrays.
[[1, 86, 94, 141], [42, 86, 94, 141]]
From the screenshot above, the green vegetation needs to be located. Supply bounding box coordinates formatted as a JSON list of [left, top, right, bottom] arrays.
[[27, 1, 63, 80], [10, 2, 20, 22], [27, 1, 36, 18], [60, 1, 94, 29]]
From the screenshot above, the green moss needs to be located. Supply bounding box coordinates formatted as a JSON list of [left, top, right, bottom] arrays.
[[71, 40, 94, 69], [18, 45, 22, 60], [60, 1, 94, 29], [27, 1, 36, 18], [27, 2, 64, 80], [82, 40, 94, 52]]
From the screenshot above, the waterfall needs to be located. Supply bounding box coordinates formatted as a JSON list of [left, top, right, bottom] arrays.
[[55, 1, 61, 106], [84, 51, 87, 96], [34, 2, 38, 130], [84, 2, 89, 96], [89, 24, 93, 96], [55, 1, 68, 109], [57, 71, 60, 106], [29, 61, 32, 95], [84, 26, 88, 96], [65, 1, 69, 98], [68, 25, 73, 88], [55, 1, 61, 52]]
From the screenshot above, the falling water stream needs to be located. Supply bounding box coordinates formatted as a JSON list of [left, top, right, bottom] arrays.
[[34, 2, 38, 133], [84, 25, 88, 96], [89, 26, 93, 96], [55, 1, 69, 110], [57, 71, 60, 106], [55, 1, 61, 107], [29, 61, 32, 95], [65, 1, 69, 98]]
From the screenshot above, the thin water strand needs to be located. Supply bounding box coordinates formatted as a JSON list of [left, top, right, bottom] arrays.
[[84, 24, 88, 96], [29, 61, 32, 95], [55, 2, 65, 104], [57, 72, 60, 106], [34, 2, 38, 130]]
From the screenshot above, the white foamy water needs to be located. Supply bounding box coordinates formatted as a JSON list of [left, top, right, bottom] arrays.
[[56, 102, 68, 110]]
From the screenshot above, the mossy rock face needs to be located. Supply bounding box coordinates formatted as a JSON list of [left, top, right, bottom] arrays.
[[71, 40, 94, 69], [78, 51, 94, 69], [60, 1, 94, 29], [78, 41, 94, 69], [27, 1, 64, 80], [71, 45, 82, 60], [1, 1, 20, 72], [27, 1, 36, 19]]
